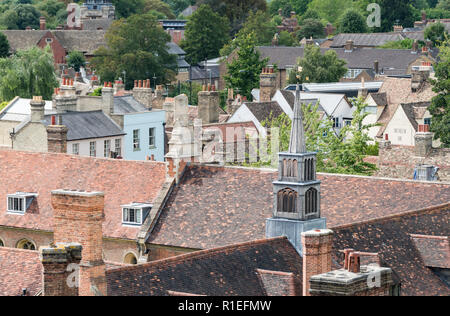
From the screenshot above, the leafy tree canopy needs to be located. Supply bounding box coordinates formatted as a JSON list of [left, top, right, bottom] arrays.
[[424, 21, 448, 45], [180, 4, 230, 65], [67, 50, 86, 72], [91, 13, 177, 90], [0, 32, 10, 58], [338, 9, 367, 33], [296, 18, 325, 40]]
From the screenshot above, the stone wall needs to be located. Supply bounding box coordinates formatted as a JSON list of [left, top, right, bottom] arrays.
[[377, 145, 450, 182]]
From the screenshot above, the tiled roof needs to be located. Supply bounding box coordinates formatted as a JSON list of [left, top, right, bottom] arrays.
[[0, 150, 166, 240], [245, 101, 285, 122], [330, 33, 404, 47], [0, 247, 42, 296], [43, 111, 125, 141], [332, 206, 450, 296], [149, 165, 450, 249], [410, 235, 450, 269], [369, 92, 388, 106], [107, 237, 302, 296], [379, 77, 436, 105]]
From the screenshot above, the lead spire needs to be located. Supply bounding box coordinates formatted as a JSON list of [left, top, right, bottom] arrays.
[[288, 84, 307, 153]]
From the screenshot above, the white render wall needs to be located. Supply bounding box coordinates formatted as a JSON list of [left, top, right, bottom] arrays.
[[67, 135, 125, 158]]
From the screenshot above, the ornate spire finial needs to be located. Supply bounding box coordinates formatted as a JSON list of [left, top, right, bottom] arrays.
[[288, 84, 307, 153]]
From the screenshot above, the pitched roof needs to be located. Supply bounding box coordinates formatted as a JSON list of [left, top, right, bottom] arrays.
[[379, 77, 436, 105], [330, 33, 405, 47], [43, 111, 125, 141], [0, 247, 42, 296], [114, 95, 148, 114], [244, 101, 284, 122], [0, 97, 53, 122], [0, 150, 166, 240], [332, 206, 450, 296], [410, 235, 450, 269], [257, 46, 427, 76], [369, 92, 388, 107], [149, 165, 450, 249], [107, 237, 302, 296]]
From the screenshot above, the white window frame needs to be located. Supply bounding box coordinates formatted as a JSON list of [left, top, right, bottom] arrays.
[[121, 203, 152, 226], [7, 193, 37, 215], [104, 139, 111, 158], [90, 141, 97, 157], [133, 129, 140, 151], [149, 127, 155, 148], [115, 138, 121, 156], [72, 143, 80, 155]]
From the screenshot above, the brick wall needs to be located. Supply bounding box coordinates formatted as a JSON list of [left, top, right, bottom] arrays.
[[377, 145, 450, 181]]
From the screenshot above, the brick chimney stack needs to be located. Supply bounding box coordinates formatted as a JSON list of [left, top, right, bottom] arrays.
[[345, 40, 354, 52], [301, 229, 334, 296], [309, 249, 394, 296], [133, 79, 152, 110], [55, 78, 77, 113], [51, 190, 107, 296], [198, 84, 220, 124], [30, 96, 45, 123], [40, 16, 46, 30], [415, 124, 433, 157], [47, 115, 68, 153], [260, 67, 277, 102], [40, 243, 82, 296], [102, 82, 114, 116], [153, 85, 165, 109]]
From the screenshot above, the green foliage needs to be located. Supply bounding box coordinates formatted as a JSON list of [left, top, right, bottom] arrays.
[[288, 45, 347, 84], [196, 0, 267, 35], [378, 38, 419, 49], [143, 0, 176, 19], [338, 9, 367, 33], [89, 87, 103, 96], [0, 3, 40, 29], [269, 0, 312, 17], [278, 30, 296, 46], [247, 97, 379, 175], [0, 31, 9, 57], [91, 13, 177, 90], [424, 22, 448, 45], [307, 0, 355, 24], [163, 0, 194, 16], [0, 46, 58, 101], [66, 50, 86, 72], [224, 32, 269, 100], [180, 5, 230, 65], [296, 18, 325, 40], [237, 10, 277, 46], [375, 0, 415, 32], [168, 81, 202, 105], [428, 37, 450, 147], [0, 100, 8, 111], [112, 0, 175, 19]]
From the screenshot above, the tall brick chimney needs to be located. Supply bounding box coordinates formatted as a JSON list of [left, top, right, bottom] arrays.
[[415, 125, 433, 157], [102, 82, 114, 116], [260, 67, 277, 102], [301, 229, 333, 296], [345, 40, 354, 52], [47, 115, 68, 153], [198, 84, 220, 124], [40, 16, 46, 30], [133, 79, 152, 109], [55, 78, 77, 113], [51, 190, 107, 296], [39, 243, 82, 296], [30, 96, 45, 123]]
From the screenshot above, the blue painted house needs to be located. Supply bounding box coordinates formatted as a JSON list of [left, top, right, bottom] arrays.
[[122, 110, 166, 161]]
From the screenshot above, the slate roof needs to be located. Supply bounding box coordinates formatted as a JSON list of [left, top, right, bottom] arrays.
[[400, 102, 431, 132], [107, 237, 302, 296], [0, 247, 42, 296], [332, 206, 450, 296], [190, 65, 220, 80], [257, 46, 427, 76], [43, 111, 125, 141], [330, 33, 405, 47], [114, 95, 148, 114], [167, 42, 186, 56], [244, 101, 285, 122], [82, 19, 114, 31], [0, 97, 54, 122], [369, 92, 388, 106], [149, 165, 450, 249], [0, 150, 166, 240]]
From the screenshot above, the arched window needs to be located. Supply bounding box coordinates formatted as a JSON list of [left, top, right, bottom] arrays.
[[16, 239, 36, 250], [124, 253, 138, 265], [292, 160, 298, 178], [0, 238, 4, 247], [277, 188, 297, 213], [305, 188, 318, 215], [283, 159, 288, 177]]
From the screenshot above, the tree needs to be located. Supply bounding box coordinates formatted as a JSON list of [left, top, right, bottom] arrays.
[[0, 32, 9, 58], [296, 18, 325, 40], [428, 38, 450, 146], [288, 45, 347, 84], [236, 10, 277, 46], [169, 81, 202, 105], [164, 0, 194, 16], [338, 9, 367, 33], [308, 0, 352, 24], [111, 0, 145, 19], [0, 46, 58, 102], [376, 0, 415, 32], [66, 51, 86, 72], [224, 32, 269, 100], [91, 13, 177, 90], [4, 4, 40, 30], [143, 0, 176, 19], [278, 30, 296, 46], [197, 0, 267, 35], [180, 5, 230, 65], [424, 22, 447, 45]]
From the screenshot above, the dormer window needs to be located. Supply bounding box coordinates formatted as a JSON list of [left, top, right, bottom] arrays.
[[122, 203, 152, 226], [7, 193, 37, 214]]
